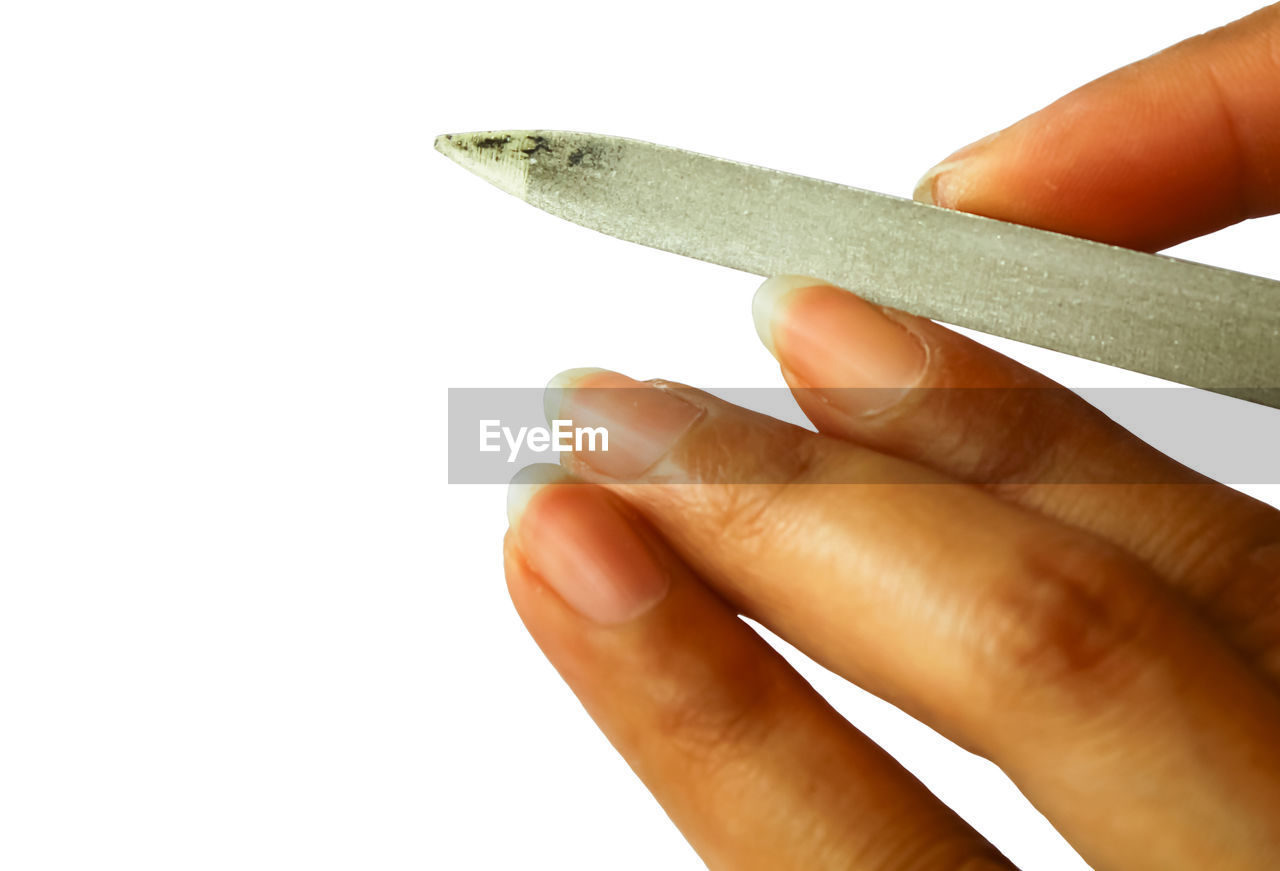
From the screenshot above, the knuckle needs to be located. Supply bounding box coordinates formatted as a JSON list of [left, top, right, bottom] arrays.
[[969, 388, 1103, 486], [705, 438, 825, 547], [1212, 539, 1280, 677], [646, 641, 785, 771], [971, 535, 1160, 705]]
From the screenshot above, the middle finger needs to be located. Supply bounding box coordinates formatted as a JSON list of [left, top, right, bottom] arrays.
[[748, 277, 1280, 679]]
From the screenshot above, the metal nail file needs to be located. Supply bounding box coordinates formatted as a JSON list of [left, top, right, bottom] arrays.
[[435, 130, 1280, 409]]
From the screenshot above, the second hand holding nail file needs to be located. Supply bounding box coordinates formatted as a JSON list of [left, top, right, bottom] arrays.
[[435, 130, 1280, 409]]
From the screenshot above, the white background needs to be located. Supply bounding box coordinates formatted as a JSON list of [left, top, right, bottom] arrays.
[[2, 1, 1277, 869]]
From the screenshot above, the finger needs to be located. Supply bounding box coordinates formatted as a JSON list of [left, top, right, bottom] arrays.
[[549, 372, 1280, 871], [751, 275, 1280, 680], [914, 4, 1280, 251], [503, 465, 1011, 871]]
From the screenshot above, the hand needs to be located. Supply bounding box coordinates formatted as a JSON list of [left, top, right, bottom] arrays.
[[502, 6, 1280, 869]]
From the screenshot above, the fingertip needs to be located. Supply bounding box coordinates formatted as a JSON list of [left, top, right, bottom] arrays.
[[912, 130, 1003, 207], [913, 158, 965, 207], [912, 168, 939, 206], [506, 462, 573, 530], [752, 275, 834, 355], [507, 470, 670, 625], [762, 282, 928, 415], [543, 367, 610, 423]]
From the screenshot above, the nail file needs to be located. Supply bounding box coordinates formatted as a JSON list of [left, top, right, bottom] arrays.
[[434, 130, 1280, 409]]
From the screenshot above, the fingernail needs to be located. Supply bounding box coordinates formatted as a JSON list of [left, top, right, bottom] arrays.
[[542, 367, 609, 425], [544, 369, 703, 480], [913, 159, 963, 206], [913, 132, 1000, 207], [752, 274, 835, 355], [752, 276, 927, 415], [506, 462, 573, 528], [507, 464, 669, 624]]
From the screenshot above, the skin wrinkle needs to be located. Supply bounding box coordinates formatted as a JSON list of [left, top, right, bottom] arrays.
[[1207, 541, 1280, 677], [642, 629, 788, 768], [637, 672, 778, 780], [876, 313, 1121, 487], [1200, 59, 1256, 225], [1266, 20, 1280, 195], [1153, 10, 1277, 223], [991, 480, 1280, 689], [954, 533, 1165, 723], [1238, 23, 1280, 213], [656, 388, 830, 515]]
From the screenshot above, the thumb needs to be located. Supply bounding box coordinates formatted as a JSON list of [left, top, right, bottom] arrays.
[[915, 4, 1280, 252]]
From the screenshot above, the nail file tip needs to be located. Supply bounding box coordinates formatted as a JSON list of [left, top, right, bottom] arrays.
[[433, 130, 532, 198]]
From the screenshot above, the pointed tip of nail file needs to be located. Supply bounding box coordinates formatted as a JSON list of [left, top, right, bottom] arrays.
[[433, 129, 550, 199]]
